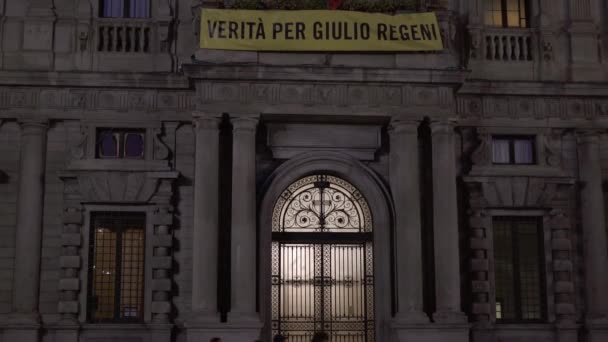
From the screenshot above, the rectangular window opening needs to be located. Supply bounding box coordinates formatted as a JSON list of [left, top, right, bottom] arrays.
[[493, 216, 546, 323], [484, 0, 529, 28], [101, 0, 150, 18], [87, 212, 146, 323], [492, 135, 536, 165], [96, 128, 145, 160]]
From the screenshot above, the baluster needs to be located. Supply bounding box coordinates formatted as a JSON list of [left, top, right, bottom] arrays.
[[105, 24, 111, 52], [498, 36, 505, 60], [121, 23, 126, 52], [139, 23, 146, 53], [112, 23, 118, 52], [505, 35, 512, 61], [513, 36, 520, 61], [488, 35, 495, 60], [129, 25, 135, 52], [523, 36, 530, 61]]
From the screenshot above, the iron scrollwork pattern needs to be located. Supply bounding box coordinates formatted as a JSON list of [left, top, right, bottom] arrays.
[[271, 175, 375, 342]]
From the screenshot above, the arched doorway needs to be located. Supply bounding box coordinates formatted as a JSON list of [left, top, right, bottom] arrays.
[[259, 152, 392, 342], [270, 174, 375, 342]]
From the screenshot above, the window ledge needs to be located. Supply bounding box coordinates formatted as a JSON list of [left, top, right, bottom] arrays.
[[67, 159, 171, 172], [469, 165, 567, 178]]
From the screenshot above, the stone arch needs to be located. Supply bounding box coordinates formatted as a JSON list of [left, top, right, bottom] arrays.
[[259, 151, 394, 341]]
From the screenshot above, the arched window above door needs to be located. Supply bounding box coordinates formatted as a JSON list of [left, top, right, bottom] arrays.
[[272, 174, 372, 234]]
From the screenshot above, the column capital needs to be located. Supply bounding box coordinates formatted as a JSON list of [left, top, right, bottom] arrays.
[[193, 114, 221, 131], [18, 117, 49, 129], [430, 119, 458, 135], [577, 129, 605, 144], [231, 114, 260, 132], [388, 117, 420, 135]]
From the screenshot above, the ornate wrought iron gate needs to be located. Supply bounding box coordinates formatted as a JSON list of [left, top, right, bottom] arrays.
[[271, 175, 375, 342]]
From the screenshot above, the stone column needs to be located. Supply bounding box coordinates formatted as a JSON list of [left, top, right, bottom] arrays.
[[7, 119, 48, 341], [577, 131, 608, 322], [229, 115, 261, 324], [389, 118, 428, 323], [189, 114, 221, 322], [430, 120, 467, 323]]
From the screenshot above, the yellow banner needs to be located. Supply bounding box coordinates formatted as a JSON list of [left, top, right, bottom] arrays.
[[200, 9, 443, 51]]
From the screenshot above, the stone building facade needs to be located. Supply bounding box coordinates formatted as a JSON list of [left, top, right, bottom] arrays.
[[1, 0, 608, 342]]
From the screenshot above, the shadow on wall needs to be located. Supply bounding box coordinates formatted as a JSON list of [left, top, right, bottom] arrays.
[[0, 170, 7, 184]]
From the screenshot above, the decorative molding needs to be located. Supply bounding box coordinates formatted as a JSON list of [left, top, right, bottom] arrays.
[[458, 95, 608, 120], [0, 86, 194, 115]]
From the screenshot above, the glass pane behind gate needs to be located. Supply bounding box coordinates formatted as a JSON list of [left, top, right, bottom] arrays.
[[272, 242, 374, 342]]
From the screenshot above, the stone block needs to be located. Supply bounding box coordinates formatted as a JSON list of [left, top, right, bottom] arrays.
[[471, 281, 489, 293], [555, 281, 574, 293], [151, 301, 171, 313], [552, 238, 572, 250], [152, 235, 173, 247], [470, 259, 489, 271], [59, 256, 80, 269], [553, 260, 573, 272], [258, 52, 327, 66], [151, 212, 173, 226], [555, 303, 576, 315], [59, 278, 80, 291], [151, 256, 172, 269], [61, 233, 81, 246], [62, 211, 83, 225], [58, 300, 79, 313], [470, 238, 489, 249], [152, 278, 172, 291], [330, 54, 395, 68], [194, 49, 258, 64], [472, 303, 490, 314]]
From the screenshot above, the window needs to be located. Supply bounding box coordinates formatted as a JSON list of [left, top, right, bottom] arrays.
[[493, 216, 545, 322], [485, 0, 529, 28], [88, 212, 146, 322], [101, 0, 150, 18], [492, 135, 535, 165], [96, 128, 145, 159]]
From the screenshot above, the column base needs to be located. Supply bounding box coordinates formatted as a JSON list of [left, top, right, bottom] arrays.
[[392, 322, 470, 342], [585, 319, 608, 342], [393, 311, 430, 324], [432, 310, 468, 324]]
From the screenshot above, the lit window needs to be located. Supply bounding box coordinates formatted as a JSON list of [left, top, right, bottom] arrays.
[[485, 0, 529, 28], [97, 128, 145, 159], [101, 0, 150, 18], [88, 212, 146, 323], [492, 136, 535, 165], [493, 217, 545, 322]]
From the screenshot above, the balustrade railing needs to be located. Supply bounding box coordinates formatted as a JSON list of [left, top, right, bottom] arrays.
[[484, 28, 533, 62], [96, 18, 152, 53]]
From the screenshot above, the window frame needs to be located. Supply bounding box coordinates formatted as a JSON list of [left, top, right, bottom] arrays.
[[490, 215, 548, 324], [80, 205, 154, 324], [491, 135, 537, 165], [96, 128, 146, 160], [99, 0, 151, 19], [485, 0, 530, 28]]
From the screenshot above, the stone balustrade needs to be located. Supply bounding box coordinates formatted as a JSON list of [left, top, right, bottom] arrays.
[[484, 27, 534, 62], [95, 18, 153, 53]]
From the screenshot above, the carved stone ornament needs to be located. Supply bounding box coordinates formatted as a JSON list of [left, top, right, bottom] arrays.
[[543, 129, 563, 167], [470, 128, 491, 166], [64, 171, 178, 203]]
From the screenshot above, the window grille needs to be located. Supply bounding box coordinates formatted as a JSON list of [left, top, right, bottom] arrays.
[[87, 212, 146, 323], [484, 0, 529, 28], [493, 216, 546, 322], [101, 0, 150, 18], [271, 175, 374, 341], [96, 128, 145, 159], [492, 135, 535, 165]]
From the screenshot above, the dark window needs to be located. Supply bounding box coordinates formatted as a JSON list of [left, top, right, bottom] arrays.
[[101, 0, 150, 18], [485, 0, 529, 28], [492, 135, 535, 165], [87, 212, 146, 323], [493, 216, 545, 322], [96, 128, 145, 159]]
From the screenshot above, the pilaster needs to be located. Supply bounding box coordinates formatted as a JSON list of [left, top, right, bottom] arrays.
[[568, 0, 603, 81], [5, 118, 49, 342], [226, 113, 262, 340], [388, 118, 428, 324], [576, 130, 608, 341], [21, 0, 56, 70], [188, 113, 222, 325]]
